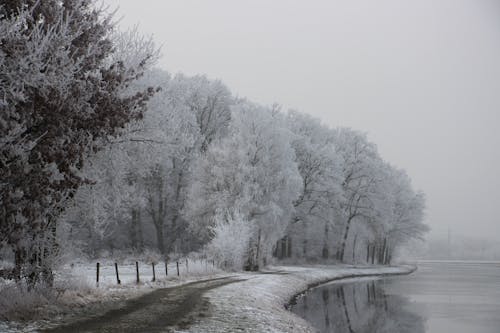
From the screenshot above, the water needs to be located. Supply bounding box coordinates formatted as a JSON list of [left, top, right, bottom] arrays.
[[290, 262, 500, 333]]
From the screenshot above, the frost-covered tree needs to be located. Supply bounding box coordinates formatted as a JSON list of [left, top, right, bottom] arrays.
[[138, 73, 233, 255], [59, 133, 152, 255], [284, 111, 342, 260], [0, 0, 155, 285], [382, 167, 428, 263], [62, 71, 234, 256], [58, 29, 161, 255], [331, 128, 384, 262], [151, 74, 232, 254], [170, 74, 232, 152], [340, 162, 427, 264], [186, 102, 301, 270]]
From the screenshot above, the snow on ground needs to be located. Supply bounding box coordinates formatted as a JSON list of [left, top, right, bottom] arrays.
[[0, 263, 414, 332], [0, 259, 224, 332], [177, 265, 415, 333]]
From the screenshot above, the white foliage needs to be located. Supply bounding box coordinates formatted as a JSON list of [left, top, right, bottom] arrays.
[[206, 211, 253, 270], [186, 102, 302, 267]]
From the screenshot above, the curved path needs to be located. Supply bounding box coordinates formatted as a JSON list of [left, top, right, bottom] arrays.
[[41, 266, 414, 333], [181, 265, 416, 333], [43, 277, 241, 333]]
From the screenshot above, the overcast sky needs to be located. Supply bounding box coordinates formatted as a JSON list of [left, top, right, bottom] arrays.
[[103, 0, 500, 241]]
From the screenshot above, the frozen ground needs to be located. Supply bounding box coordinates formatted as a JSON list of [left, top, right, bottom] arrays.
[[176, 265, 415, 333], [0, 264, 414, 332], [0, 259, 223, 332]]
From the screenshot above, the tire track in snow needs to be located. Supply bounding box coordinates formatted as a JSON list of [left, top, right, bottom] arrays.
[[42, 276, 241, 333]]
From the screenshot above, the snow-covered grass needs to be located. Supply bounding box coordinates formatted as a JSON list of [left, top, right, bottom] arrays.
[[0, 280, 58, 322], [0, 258, 223, 332], [177, 264, 416, 333], [64, 258, 218, 287], [0, 263, 414, 332]]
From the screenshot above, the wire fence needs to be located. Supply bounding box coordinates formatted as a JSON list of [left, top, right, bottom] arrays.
[[68, 258, 218, 288]]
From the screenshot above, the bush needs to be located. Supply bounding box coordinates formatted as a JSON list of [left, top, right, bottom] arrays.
[[206, 212, 252, 270], [0, 282, 58, 321]]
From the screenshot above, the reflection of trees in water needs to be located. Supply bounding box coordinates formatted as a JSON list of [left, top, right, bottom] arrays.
[[292, 280, 426, 333]]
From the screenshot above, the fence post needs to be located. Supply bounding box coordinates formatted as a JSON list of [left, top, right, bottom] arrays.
[[165, 260, 168, 277], [96, 262, 100, 287], [115, 262, 121, 285], [152, 262, 156, 282], [186, 258, 189, 273], [176, 261, 179, 276], [136, 261, 140, 284]]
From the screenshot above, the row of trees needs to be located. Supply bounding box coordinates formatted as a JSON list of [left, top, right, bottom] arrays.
[[1, 0, 427, 286], [60, 68, 428, 270]]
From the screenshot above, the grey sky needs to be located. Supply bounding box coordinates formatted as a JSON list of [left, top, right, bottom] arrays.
[[103, 0, 500, 240]]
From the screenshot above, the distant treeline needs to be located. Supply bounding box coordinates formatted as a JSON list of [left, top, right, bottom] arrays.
[[416, 236, 500, 261]]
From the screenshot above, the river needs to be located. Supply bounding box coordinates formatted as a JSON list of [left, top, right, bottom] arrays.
[[290, 261, 500, 333]]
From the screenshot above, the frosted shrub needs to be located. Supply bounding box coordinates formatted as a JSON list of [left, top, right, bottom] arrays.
[[0, 282, 56, 320], [207, 213, 252, 270]]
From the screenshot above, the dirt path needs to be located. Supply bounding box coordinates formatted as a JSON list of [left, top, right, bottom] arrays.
[[42, 277, 241, 333]]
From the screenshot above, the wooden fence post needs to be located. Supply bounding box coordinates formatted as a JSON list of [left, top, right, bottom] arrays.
[[96, 262, 100, 287], [136, 261, 140, 284], [186, 258, 189, 273], [366, 244, 370, 264], [152, 262, 156, 282], [165, 260, 168, 277], [176, 261, 179, 276], [115, 262, 121, 285]]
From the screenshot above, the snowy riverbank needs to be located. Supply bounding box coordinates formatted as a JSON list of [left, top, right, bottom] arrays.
[[0, 264, 414, 332], [177, 265, 416, 333]]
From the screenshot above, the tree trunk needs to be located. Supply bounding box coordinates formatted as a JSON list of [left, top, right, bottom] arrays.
[[383, 242, 390, 265], [322, 222, 329, 259], [130, 209, 138, 249], [148, 171, 167, 255], [281, 238, 286, 259], [352, 234, 357, 263], [284, 236, 289, 258], [165, 214, 179, 253], [41, 222, 57, 286], [254, 228, 262, 270], [339, 216, 354, 262], [165, 160, 185, 254], [137, 209, 144, 251], [380, 238, 387, 264], [366, 243, 370, 264], [14, 222, 57, 288], [371, 245, 376, 264], [154, 219, 165, 255], [245, 229, 261, 271], [13, 245, 25, 282], [385, 247, 392, 265]]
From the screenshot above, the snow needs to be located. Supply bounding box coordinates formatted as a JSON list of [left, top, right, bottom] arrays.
[[176, 265, 415, 333], [0, 259, 223, 332], [0, 264, 414, 332], [64, 259, 216, 287]]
